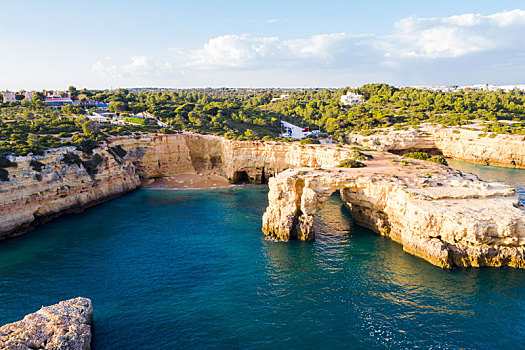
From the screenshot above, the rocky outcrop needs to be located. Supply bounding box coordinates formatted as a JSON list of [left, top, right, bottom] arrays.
[[0, 145, 141, 238], [0, 134, 355, 238], [347, 124, 525, 168], [0, 297, 93, 350], [262, 152, 525, 268]]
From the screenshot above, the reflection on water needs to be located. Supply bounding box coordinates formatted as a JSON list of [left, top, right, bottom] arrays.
[[0, 183, 523, 349]]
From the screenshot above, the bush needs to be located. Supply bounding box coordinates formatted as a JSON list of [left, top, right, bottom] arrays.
[[352, 150, 373, 161], [111, 145, 127, 158], [82, 153, 104, 176], [428, 155, 448, 166], [300, 138, 321, 145], [0, 156, 17, 168], [403, 152, 430, 161], [337, 159, 366, 168], [0, 168, 8, 181], [62, 152, 82, 166], [30, 159, 44, 172]]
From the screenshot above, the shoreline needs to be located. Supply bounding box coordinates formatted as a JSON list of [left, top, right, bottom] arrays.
[[142, 173, 233, 190]]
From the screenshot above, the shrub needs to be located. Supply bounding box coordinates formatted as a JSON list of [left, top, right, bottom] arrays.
[[337, 159, 366, 168], [403, 152, 430, 161], [352, 150, 373, 161], [428, 155, 448, 166], [0, 156, 17, 168], [62, 152, 82, 166], [111, 145, 127, 158], [30, 159, 44, 172], [300, 138, 320, 145], [82, 153, 104, 176], [0, 168, 8, 181]]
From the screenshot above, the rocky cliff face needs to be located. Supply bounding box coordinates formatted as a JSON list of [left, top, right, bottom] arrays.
[[0, 145, 141, 238], [0, 297, 93, 350], [347, 124, 525, 168], [262, 153, 525, 268], [0, 134, 354, 238], [112, 134, 355, 183]]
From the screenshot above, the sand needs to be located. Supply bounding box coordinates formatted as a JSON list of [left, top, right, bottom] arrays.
[[143, 173, 232, 189]]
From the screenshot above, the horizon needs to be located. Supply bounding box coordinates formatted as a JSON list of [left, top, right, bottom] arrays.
[[2, 1, 525, 90]]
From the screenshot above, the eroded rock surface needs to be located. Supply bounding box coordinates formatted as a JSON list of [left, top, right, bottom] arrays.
[[0, 134, 355, 238], [347, 124, 525, 168], [0, 297, 93, 350], [262, 152, 525, 268]]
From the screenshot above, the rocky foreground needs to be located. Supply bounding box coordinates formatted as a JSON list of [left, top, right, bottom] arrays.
[[0, 297, 93, 350], [262, 152, 525, 268]]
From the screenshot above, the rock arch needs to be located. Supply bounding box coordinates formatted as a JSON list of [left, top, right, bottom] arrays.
[[262, 168, 525, 268]]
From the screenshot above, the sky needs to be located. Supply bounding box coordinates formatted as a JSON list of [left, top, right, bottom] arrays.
[[1, 0, 525, 90]]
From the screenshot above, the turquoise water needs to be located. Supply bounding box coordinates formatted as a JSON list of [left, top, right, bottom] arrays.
[[0, 163, 524, 349]]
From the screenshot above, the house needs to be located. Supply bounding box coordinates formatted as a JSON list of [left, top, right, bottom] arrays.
[[271, 94, 290, 102], [340, 92, 364, 105], [24, 91, 34, 101], [3, 92, 16, 103], [45, 93, 73, 107]]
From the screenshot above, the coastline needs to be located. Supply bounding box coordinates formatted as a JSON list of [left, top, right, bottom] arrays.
[[142, 173, 233, 190]]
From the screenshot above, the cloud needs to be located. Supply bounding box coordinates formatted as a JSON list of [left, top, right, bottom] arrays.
[[179, 32, 374, 69], [381, 9, 525, 59], [91, 56, 174, 78], [90, 9, 525, 86]]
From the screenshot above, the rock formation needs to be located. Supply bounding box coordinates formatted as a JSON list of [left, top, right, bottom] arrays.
[[347, 124, 525, 168], [0, 297, 93, 350], [262, 152, 525, 268], [0, 134, 355, 239]]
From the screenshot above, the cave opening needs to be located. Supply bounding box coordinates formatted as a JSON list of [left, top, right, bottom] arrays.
[[232, 171, 250, 184]]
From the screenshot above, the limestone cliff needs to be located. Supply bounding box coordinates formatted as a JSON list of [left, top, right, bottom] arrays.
[[262, 153, 525, 268], [0, 134, 354, 238], [0, 145, 140, 238], [347, 124, 525, 168], [0, 297, 93, 350]]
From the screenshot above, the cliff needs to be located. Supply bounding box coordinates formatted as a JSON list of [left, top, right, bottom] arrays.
[[0, 297, 93, 350], [347, 124, 525, 168], [262, 152, 525, 268], [0, 134, 354, 238]]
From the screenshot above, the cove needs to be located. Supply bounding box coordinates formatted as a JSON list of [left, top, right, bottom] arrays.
[[0, 177, 524, 348]]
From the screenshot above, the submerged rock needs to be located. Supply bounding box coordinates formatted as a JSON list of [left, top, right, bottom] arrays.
[[0, 297, 93, 350]]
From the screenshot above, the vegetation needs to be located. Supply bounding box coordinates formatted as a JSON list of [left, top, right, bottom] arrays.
[[337, 159, 366, 168], [403, 152, 448, 166], [2, 84, 525, 162], [299, 138, 321, 145], [352, 150, 373, 161]]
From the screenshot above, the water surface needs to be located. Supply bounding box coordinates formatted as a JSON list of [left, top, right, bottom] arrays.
[[0, 163, 523, 349]]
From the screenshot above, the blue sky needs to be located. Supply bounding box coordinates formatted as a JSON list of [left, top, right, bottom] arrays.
[[1, 0, 525, 90]]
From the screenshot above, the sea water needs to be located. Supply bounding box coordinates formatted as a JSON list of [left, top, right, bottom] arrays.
[[0, 162, 523, 349]]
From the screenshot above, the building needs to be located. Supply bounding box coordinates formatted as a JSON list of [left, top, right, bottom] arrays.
[[340, 92, 364, 105], [271, 94, 290, 102], [45, 93, 73, 107], [3, 92, 16, 103], [24, 91, 34, 101]]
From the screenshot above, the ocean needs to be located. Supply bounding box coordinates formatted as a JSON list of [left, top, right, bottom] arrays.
[[0, 161, 523, 349]]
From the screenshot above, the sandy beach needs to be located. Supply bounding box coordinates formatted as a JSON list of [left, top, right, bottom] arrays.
[[143, 173, 232, 189]]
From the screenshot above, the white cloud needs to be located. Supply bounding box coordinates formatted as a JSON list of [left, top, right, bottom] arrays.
[[381, 9, 525, 59], [91, 56, 174, 78], [89, 9, 525, 86], [179, 33, 372, 69]]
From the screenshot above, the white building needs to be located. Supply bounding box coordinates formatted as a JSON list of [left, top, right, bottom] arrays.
[[340, 92, 364, 105], [3, 92, 16, 103], [271, 94, 290, 102], [24, 91, 35, 101]]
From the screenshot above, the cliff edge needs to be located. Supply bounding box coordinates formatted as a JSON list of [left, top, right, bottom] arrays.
[[262, 152, 525, 268]]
